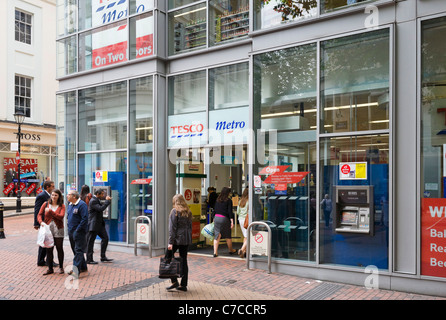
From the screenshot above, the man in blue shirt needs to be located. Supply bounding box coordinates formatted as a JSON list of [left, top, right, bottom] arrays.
[[66, 190, 88, 275]]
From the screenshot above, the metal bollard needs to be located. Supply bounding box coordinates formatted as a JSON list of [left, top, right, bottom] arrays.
[[0, 201, 5, 239]]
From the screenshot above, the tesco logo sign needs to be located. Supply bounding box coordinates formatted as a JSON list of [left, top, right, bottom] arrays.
[[170, 124, 204, 139]]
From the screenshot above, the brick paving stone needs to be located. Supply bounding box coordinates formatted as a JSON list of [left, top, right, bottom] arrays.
[[0, 213, 445, 302]]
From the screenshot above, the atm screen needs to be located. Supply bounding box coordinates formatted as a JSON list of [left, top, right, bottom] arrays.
[[341, 211, 358, 225]]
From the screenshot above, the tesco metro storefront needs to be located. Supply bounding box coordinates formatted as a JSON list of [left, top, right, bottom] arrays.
[[56, 0, 446, 297]]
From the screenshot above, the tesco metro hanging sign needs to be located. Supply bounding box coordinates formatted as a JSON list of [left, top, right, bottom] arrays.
[[91, 0, 154, 69]]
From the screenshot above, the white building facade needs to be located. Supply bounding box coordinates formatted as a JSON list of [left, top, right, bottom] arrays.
[[0, 0, 58, 206]]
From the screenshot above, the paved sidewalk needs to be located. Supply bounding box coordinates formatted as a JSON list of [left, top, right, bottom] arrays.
[[0, 213, 444, 304]]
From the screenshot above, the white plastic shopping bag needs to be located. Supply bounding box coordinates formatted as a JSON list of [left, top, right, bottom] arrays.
[[37, 223, 54, 248], [201, 222, 214, 241]]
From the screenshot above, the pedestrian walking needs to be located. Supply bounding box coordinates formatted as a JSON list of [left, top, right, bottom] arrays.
[[86, 188, 113, 264], [80, 184, 92, 206], [33, 180, 55, 267], [37, 189, 65, 275], [166, 194, 192, 292], [66, 190, 88, 275], [213, 187, 237, 257], [237, 187, 249, 258]]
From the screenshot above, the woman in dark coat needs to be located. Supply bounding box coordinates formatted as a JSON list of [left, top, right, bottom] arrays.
[[166, 194, 192, 292], [213, 187, 237, 257]]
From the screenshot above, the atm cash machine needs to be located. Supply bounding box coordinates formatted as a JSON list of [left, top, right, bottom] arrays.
[[334, 185, 374, 235]]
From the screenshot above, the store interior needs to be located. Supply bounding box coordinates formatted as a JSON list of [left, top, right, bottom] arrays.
[[175, 145, 247, 257]]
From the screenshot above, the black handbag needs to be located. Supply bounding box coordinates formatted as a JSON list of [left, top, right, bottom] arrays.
[[158, 250, 183, 279]]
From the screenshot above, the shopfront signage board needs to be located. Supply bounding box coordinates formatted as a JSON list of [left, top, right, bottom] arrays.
[[421, 198, 446, 278]]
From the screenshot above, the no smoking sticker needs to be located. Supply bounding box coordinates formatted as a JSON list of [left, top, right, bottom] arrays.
[[250, 231, 268, 256]]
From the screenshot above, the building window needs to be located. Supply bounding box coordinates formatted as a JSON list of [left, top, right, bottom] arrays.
[[420, 16, 446, 279], [15, 76, 32, 117], [78, 81, 127, 152], [169, 2, 207, 55], [321, 0, 372, 14], [254, 0, 317, 30], [15, 9, 32, 44], [253, 43, 318, 263], [209, 0, 249, 46], [320, 29, 390, 134]]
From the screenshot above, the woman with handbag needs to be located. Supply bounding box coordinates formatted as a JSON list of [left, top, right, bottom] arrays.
[[237, 187, 249, 258], [213, 187, 237, 257], [166, 194, 192, 292], [37, 189, 65, 275]]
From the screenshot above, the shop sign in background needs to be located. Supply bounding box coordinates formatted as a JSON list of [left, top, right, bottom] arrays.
[[421, 198, 446, 278], [91, 0, 154, 69]]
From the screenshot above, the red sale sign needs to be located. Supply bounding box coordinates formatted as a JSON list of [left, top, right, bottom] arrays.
[[421, 198, 446, 278]]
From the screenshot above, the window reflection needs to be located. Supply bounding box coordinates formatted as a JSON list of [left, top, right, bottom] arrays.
[[78, 81, 127, 152], [169, 3, 207, 55], [129, 76, 154, 244], [321, 0, 371, 13], [321, 29, 390, 134]]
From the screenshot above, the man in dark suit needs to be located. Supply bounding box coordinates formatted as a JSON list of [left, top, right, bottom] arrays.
[[34, 180, 55, 266], [66, 190, 89, 275], [86, 188, 113, 264]]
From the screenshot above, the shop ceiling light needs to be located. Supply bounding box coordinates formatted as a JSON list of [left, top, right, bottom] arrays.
[[174, 7, 206, 18]]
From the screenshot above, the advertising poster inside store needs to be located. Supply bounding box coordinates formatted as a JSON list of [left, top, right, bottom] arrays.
[[91, 0, 154, 69], [421, 198, 446, 278]]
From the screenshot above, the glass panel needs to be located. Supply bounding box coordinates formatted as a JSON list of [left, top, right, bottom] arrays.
[[78, 81, 127, 152], [169, 0, 199, 10], [57, 36, 77, 77], [130, 0, 155, 14], [321, 29, 390, 134], [129, 76, 154, 244], [209, 0, 249, 46], [130, 12, 155, 60], [169, 3, 207, 55], [253, 43, 318, 263], [79, 19, 128, 71], [321, 0, 373, 14], [79, 0, 128, 30], [254, 0, 317, 30], [57, 0, 77, 36], [78, 152, 127, 242], [254, 43, 317, 130], [319, 134, 389, 269], [168, 70, 207, 115], [420, 17, 446, 278], [209, 62, 249, 110], [56, 92, 76, 193]]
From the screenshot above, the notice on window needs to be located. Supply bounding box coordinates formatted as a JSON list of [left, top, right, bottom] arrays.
[[421, 198, 446, 278], [339, 162, 367, 180]]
